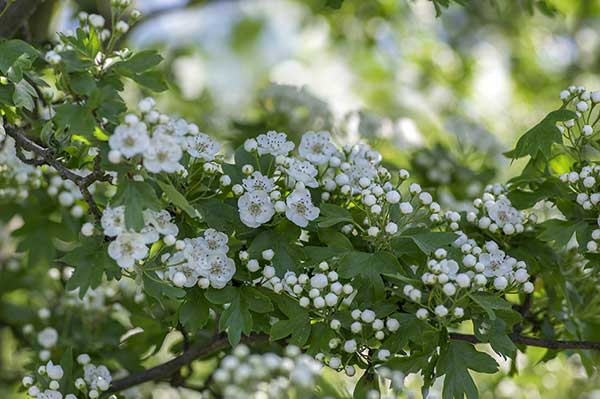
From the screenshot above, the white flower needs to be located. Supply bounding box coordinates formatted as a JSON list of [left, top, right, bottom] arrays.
[[199, 253, 236, 289], [101, 206, 126, 237], [185, 133, 220, 161], [107, 232, 149, 268], [37, 389, 63, 399], [37, 327, 58, 349], [299, 131, 336, 164], [285, 187, 320, 227], [167, 256, 201, 288], [238, 190, 275, 228], [143, 209, 178, 236], [285, 158, 319, 188], [347, 159, 377, 191], [108, 123, 149, 158], [256, 131, 295, 157], [46, 361, 64, 380], [242, 171, 274, 193], [478, 249, 514, 278], [485, 197, 523, 228], [143, 133, 182, 173], [84, 364, 112, 391], [198, 228, 229, 254]]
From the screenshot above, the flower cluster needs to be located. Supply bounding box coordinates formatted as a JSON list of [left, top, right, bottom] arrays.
[[279, 262, 355, 312], [45, 2, 142, 65], [162, 229, 236, 289], [23, 353, 113, 399], [402, 233, 533, 324], [0, 134, 42, 200], [212, 345, 322, 399], [108, 98, 221, 175], [466, 184, 529, 236], [318, 309, 402, 373], [558, 85, 599, 140], [101, 206, 178, 269], [559, 165, 600, 252]]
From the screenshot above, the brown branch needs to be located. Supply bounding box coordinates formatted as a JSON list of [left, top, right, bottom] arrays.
[[105, 329, 600, 396], [104, 333, 268, 396], [0, 0, 44, 38], [450, 332, 600, 350], [5, 124, 111, 221]]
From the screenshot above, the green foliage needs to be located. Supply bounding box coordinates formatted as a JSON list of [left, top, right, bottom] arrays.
[[436, 341, 498, 399]]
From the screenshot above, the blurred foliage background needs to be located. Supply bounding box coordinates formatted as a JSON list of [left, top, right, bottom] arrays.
[[2, 0, 600, 397]]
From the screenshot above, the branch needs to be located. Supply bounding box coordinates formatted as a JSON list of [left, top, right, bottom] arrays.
[[0, 0, 44, 38], [103, 328, 600, 396], [104, 333, 268, 396], [5, 124, 111, 221], [450, 332, 600, 350]]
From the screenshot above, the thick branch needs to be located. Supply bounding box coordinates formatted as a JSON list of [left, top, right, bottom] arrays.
[[5, 124, 111, 220], [105, 330, 600, 396], [0, 0, 44, 38], [450, 332, 600, 350], [104, 334, 268, 396]]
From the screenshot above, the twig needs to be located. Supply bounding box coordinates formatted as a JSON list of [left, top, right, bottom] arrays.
[[104, 333, 268, 396], [5, 124, 111, 221], [450, 332, 600, 350]]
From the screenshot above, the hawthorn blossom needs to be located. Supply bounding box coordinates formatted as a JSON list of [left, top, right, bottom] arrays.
[[199, 253, 236, 289], [108, 122, 149, 158], [298, 131, 336, 164], [256, 131, 295, 157], [107, 232, 149, 268], [242, 171, 275, 193], [238, 190, 275, 228], [285, 187, 320, 227], [143, 133, 183, 173], [285, 158, 319, 188], [83, 364, 112, 391], [101, 206, 126, 237], [185, 133, 220, 161]]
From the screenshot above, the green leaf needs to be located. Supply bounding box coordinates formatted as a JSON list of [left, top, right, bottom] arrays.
[[269, 293, 311, 346], [507, 109, 577, 160], [196, 198, 248, 235], [538, 219, 589, 249], [353, 371, 379, 398], [116, 50, 163, 73], [338, 251, 402, 300], [403, 230, 458, 255], [143, 274, 186, 301], [60, 347, 74, 393], [63, 238, 121, 297], [436, 341, 498, 399], [317, 203, 354, 228], [157, 180, 198, 219], [53, 103, 96, 136], [0, 40, 39, 74], [13, 79, 37, 111], [206, 286, 273, 345], [179, 290, 209, 331], [248, 222, 304, 274], [112, 179, 162, 230], [468, 293, 513, 321]]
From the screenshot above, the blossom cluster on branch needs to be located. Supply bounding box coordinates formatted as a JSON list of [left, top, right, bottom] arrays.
[[1, 3, 600, 399]]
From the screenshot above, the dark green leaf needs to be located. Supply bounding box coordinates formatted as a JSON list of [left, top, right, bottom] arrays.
[[507, 109, 577, 160], [436, 341, 498, 399]]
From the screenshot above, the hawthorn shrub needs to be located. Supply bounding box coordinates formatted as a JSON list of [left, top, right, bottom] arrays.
[[0, 3, 599, 399]]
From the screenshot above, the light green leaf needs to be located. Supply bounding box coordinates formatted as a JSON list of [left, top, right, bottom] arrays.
[[157, 180, 198, 218]]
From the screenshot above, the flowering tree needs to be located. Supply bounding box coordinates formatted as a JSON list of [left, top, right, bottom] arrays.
[[1, 2, 600, 399]]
